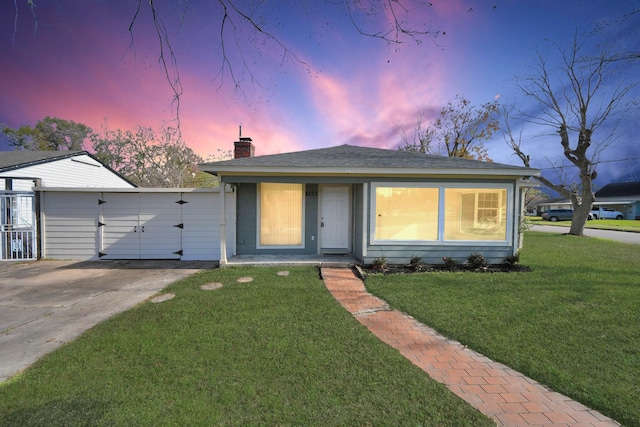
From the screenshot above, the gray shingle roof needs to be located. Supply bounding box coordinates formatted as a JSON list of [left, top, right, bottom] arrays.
[[0, 150, 85, 172], [201, 144, 538, 175], [595, 182, 640, 198]]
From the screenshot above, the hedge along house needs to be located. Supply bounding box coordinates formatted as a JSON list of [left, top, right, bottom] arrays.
[[200, 138, 540, 266]]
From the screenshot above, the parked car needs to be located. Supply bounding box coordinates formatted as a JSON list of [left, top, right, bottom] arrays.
[[541, 209, 574, 222], [591, 207, 624, 220], [541, 209, 594, 222]]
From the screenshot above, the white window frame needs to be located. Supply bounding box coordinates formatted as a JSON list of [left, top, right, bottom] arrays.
[[370, 182, 513, 246], [256, 183, 306, 249]]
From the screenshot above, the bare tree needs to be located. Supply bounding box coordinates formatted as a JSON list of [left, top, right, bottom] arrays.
[[12, 1, 455, 122], [91, 124, 214, 188], [400, 96, 499, 161], [504, 31, 637, 236]]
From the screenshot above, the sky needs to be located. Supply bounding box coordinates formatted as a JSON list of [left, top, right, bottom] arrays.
[[1, 0, 639, 188]]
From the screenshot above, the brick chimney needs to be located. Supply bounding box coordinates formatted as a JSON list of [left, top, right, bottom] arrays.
[[234, 137, 255, 159]]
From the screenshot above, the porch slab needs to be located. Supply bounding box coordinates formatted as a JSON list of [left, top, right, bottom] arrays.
[[224, 254, 361, 268]]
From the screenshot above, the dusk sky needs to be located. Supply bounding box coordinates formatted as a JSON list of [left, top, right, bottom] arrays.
[[1, 1, 638, 187]]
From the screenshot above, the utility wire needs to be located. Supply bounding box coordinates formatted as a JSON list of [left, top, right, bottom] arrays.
[[538, 157, 640, 170]]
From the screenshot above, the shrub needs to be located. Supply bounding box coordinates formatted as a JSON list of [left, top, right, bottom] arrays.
[[504, 251, 520, 266], [372, 256, 387, 271], [442, 257, 458, 271], [409, 256, 425, 272], [467, 253, 488, 269]]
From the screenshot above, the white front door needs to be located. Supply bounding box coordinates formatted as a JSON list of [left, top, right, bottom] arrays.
[[319, 185, 351, 253]]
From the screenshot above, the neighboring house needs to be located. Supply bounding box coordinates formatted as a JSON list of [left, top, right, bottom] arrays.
[[0, 150, 135, 190], [532, 182, 640, 220], [528, 197, 568, 215], [0, 150, 135, 261], [200, 139, 540, 265], [594, 182, 640, 220]]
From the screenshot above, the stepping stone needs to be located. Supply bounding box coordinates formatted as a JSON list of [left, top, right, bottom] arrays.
[[277, 271, 290, 276], [237, 277, 253, 283], [150, 293, 175, 303], [201, 282, 223, 290]]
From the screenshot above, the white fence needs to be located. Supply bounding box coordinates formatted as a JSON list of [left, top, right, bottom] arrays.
[[1, 191, 37, 261]]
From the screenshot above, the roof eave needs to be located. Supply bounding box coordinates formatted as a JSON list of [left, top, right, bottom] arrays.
[[202, 165, 541, 178]]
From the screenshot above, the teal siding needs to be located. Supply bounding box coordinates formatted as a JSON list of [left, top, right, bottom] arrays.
[[227, 176, 521, 263], [363, 245, 513, 265], [235, 183, 318, 255], [235, 183, 257, 255]]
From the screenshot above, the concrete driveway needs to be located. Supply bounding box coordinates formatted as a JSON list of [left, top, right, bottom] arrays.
[[0, 259, 217, 383]]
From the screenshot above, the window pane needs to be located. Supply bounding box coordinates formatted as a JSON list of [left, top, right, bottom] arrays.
[[375, 187, 439, 240], [444, 188, 507, 241], [260, 183, 303, 246]]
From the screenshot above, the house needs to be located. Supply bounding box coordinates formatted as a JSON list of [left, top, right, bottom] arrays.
[[200, 139, 540, 265], [0, 150, 135, 190], [532, 182, 640, 220], [528, 197, 569, 215], [1, 150, 135, 261], [593, 182, 640, 219]]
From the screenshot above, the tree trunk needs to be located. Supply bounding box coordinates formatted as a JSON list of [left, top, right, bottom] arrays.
[[569, 194, 593, 236]]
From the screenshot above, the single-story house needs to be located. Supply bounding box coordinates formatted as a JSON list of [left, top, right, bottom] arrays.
[[532, 182, 640, 220], [593, 182, 640, 220], [200, 139, 540, 265]]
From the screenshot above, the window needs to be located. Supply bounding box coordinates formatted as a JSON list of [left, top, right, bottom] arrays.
[[374, 187, 439, 241], [444, 188, 506, 241], [259, 183, 304, 247], [371, 184, 510, 243]]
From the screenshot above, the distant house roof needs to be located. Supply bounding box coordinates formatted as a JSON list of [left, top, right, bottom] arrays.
[[0, 150, 87, 172], [528, 196, 566, 207], [596, 182, 640, 199], [201, 144, 540, 177]]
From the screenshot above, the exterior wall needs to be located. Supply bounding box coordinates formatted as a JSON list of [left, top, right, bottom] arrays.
[[40, 189, 235, 261], [0, 155, 134, 188], [226, 176, 521, 264], [235, 183, 318, 255], [363, 179, 518, 265], [41, 191, 99, 260], [362, 245, 513, 265], [181, 191, 236, 260]]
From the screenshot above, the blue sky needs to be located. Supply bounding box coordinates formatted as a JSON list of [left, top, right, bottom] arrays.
[[1, 0, 638, 187]]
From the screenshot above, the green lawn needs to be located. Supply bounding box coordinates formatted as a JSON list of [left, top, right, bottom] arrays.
[[531, 216, 640, 232], [365, 231, 640, 426], [0, 267, 491, 426]]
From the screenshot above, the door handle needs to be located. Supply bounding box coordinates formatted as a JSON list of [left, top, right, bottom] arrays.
[[321, 222, 324, 228], [134, 226, 137, 232], [141, 226, 145, 232]]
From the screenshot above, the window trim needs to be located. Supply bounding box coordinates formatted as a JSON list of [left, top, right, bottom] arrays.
[[256, 182, 306, 249], [370, 182, 513, 246]]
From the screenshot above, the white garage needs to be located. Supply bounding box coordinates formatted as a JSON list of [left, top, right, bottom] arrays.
[[38, 187, 236, 261]]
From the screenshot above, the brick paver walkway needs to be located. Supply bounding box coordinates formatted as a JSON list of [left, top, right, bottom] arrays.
[[321, 267, 620, 427]]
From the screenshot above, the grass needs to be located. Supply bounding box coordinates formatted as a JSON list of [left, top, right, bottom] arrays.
[[365, 231, 640, 426], [0, 267, 492, 426], [531, 216, 640, 232]]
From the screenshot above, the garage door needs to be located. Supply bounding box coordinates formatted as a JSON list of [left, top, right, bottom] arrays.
[[99, 193, 181, 259]]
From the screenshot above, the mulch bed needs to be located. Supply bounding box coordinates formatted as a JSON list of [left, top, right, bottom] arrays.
[[360, 264, 531, 275]]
